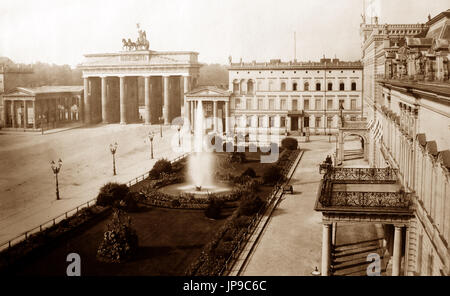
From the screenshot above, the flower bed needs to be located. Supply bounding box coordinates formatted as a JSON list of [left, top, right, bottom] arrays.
[[184, 148, 300, 276], [0, 205, 110, 273]]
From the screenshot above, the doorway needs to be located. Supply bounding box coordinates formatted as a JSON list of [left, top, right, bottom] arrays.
[[291, 116, 298, 131]]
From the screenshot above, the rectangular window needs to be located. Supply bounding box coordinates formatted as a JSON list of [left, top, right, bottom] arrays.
[[304, 99, 310, 110], [315, 117, 321, 128], [327, 99, 333, 110], [259, 116, 265, 127], [281, 99, 287, 110], [235, 98, 241, 109], [280, 116, 286, 127], [327, 117, 332, 128], [258, 99, 264, 110], [315, 99, 322, 110], [246, 99, 252, 110], [269, 99, 275, 110], [339, 99, 345, 109], [351, 99, 357, 110], [270, 116, 275, 127], [292, 99, 298, 110]]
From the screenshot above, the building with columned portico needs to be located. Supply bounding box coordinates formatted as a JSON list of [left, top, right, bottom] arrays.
[[78, 50, 200, 126]]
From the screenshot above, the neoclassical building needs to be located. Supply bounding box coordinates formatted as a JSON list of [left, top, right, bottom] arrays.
[[228, 58, 363, 137], [316, 10, 450, 276], [2, 86, 83, 130], [78, 49, 200, 126]]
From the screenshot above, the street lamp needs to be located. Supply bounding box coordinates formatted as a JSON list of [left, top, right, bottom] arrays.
[[109, 142, 118, 175], [50, 159, 62, 200], [311, 266, 321, 276], [177, 125, 181, 147], [148, 132, 154, 159]]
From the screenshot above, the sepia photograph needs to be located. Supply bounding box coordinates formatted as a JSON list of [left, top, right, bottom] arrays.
[[0, 0, 449, 286]]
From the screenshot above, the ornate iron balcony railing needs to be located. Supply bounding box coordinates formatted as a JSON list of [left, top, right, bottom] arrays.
[[327, 167, 398, 183], [329, 191, 411, 208]]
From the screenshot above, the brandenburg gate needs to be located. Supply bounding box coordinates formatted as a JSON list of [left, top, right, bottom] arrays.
[[78, 28, 200, 126]]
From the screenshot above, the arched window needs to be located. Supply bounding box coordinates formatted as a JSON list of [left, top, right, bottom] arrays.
[[280, 82, 286, 91], [339, 82, 345, 91], [247, 80, 254, 94], [328, 82, 333, 91], [316, 83, 321, 91], [351, 82, 356, 91], [292, 83, 298, 91], [304, 82, 309, 91]]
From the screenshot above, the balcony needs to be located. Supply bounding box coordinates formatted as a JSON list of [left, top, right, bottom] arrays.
[[315, 167, 413, 216]]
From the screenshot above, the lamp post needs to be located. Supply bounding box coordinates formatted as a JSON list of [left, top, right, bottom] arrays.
[[109, 142, 118, 175], [50, 159, 62, 200], [177, 125, 181, 147], [148, 132, 154, 159]]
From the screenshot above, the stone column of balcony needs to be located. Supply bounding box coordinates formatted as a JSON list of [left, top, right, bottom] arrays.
[[392, 225, 403, 276], [101, 76, 108, 123], [321, 223, 332, 276]]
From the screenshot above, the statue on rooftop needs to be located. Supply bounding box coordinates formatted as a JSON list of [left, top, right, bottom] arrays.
[[122, 24, 149, 51]]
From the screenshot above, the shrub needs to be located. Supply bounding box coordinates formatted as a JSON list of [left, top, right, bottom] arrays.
[[241, 167, 256, 178], [149, 158, 172, 179], [96, 209, 138, 263], [214, 241, 234, 258], [281, 137, 298, 150], [96, 183, 130, 207], [228, 152, 246, 163], [262, 165, 284, 185], [238, 194, 265, 216], [222, 228, 239, 242], [205, 198, 224, 219], [233, 216, 252, 229], [119, 192, 139, 212], [171, 199, 181, 208]]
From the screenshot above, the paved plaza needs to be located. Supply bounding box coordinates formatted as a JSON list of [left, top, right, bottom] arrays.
[[0, 124, 182, 244]]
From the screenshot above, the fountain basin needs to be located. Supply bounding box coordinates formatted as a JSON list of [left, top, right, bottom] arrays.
[[160, 182, 232, 198]]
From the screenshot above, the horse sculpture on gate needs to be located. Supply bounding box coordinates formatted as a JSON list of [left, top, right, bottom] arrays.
[[122, 23, 150, 51]]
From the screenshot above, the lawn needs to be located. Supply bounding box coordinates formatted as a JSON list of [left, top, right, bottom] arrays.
[[11, 206, 226, 276]]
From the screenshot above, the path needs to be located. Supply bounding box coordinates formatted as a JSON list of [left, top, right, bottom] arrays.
[[241, 136, 334, 275]]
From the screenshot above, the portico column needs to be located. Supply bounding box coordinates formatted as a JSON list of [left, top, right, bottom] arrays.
[[190, 100, 194, 131], [144, 76, 151, 124], [213, 101, 217, 132], [183, 76, 190, 117], [392, 225, 403, 276], [119, 76, 127, 124], [163, 75, 170, 125], [12, 101, 16, 128], [23, 101, 28, 128], [2, 100, 7, 127], [321, 223, 332, 276], [32, 101, 36, 129], [225, 101, 229, 135], [83, 77, 91, 124], [101, 76, 108, 123]]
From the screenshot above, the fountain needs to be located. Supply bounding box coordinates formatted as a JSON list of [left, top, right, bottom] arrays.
[[161, 100, 231, 197]]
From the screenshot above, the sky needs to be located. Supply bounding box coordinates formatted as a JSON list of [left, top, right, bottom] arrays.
[[0, 0, 449, 67]]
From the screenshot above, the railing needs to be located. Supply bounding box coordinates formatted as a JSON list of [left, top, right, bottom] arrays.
[[330, 191, 411, 208], [217, 149, 301, 276], [328, 167, 398, 183], [0, 153, 190, 252]]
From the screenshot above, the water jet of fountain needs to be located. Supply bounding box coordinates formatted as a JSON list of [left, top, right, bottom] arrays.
[[188, 101, 214, 190]]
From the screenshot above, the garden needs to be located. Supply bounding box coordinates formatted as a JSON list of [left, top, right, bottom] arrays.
[[0, 137, 300, 276]]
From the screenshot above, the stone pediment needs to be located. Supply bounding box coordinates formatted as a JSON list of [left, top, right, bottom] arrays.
[[186, 86, 231, 97]]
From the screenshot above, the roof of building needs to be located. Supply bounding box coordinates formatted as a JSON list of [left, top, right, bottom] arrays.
[[426, 141, 438, 156], [426, 9, 450, 27], [4, 86, 83, 97], [228, 58, 362, 71], [378, 79, 450, 99], [185, 86, 231, 97]]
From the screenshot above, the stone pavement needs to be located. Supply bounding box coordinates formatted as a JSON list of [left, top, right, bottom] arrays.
[[241, 136, 334, 275], [0, 123, 183, 245]]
